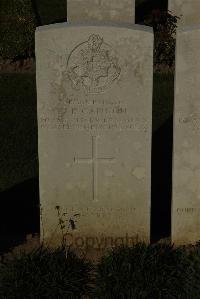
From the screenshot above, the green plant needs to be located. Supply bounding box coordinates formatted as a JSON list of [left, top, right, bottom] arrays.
[[94, 243, 194, 299], [143, 9, 180, 68], [55, 205, 80, 250], [184, 243, 200, 299], [0, 246, 93, 299], [0, 0, 36, 60], [2, 239, 200, 298]]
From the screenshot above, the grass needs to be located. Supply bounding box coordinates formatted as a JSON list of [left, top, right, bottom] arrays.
[[1, 243, 200, 298], [0, 246, 93, 299], [94, 243, 194, 299]]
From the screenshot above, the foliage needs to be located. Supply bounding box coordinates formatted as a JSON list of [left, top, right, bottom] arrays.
[[0, 0, 177, 67], [142, 9, 179, 67], [55, 205, 80, 249], [0, 246, 93, 299], [0, 0, 36, 60], [2, 241, 200, 298], [184, 242, 200, 299], [94, 243, 197, 299]]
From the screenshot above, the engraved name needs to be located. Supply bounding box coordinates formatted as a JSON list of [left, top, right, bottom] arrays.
[[177, 208, 198, 214], [39, 96, 148, 132]]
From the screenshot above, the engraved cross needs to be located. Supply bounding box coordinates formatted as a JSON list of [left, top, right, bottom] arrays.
[[74, 136, 116, 201]]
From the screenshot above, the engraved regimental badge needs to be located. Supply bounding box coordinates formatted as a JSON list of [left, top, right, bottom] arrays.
[[67, 34, 121, 94]]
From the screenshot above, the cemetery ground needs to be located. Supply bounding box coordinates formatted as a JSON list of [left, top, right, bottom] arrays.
[[1, 242, 200, 298], [2, 71, 200, 298]]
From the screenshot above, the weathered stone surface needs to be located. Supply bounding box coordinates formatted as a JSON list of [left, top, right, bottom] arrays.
[[169, 0, 200, 26], [36, 23, 153, 251], [67, 0, 135, 23], [172, 26, 200, 245]]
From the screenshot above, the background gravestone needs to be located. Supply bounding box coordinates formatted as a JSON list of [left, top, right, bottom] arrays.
[[67, 0, 135, 23], [168, 0, 200, 26], [172, 26, 200, 245]]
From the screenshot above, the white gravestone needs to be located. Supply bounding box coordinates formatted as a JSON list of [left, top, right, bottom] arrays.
[[36, 23, 153, 251], [169, 0, 200, 26], [172, 25, 200, 245], [67, 0, 135, 23]]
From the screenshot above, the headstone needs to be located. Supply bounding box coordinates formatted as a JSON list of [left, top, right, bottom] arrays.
[[168, 0, 200, 26], [36, 11, 153, 253], [67, 0, 135, 23], [172, 25, 200, 245]]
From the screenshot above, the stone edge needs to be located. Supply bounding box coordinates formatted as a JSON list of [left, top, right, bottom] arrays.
[[35, 22, 153, 34]]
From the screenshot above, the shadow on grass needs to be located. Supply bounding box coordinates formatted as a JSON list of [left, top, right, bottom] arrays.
[[0, 178, 40, 255]]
